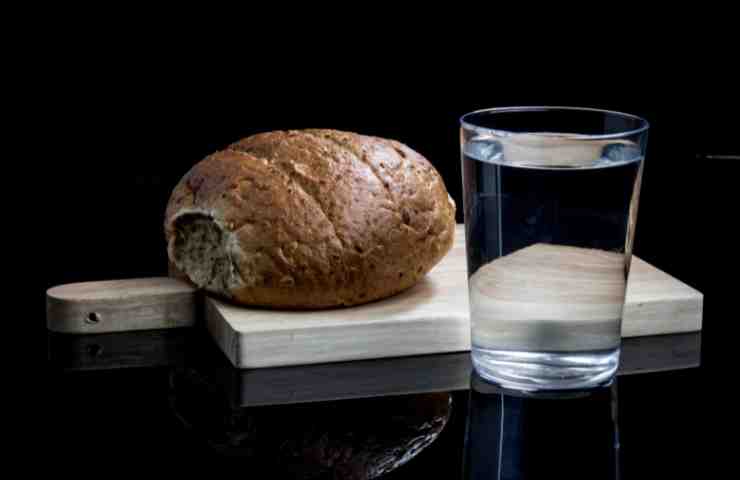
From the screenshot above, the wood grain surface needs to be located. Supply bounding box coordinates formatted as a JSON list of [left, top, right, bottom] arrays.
[[208, 225, 703, 368], [47, 278, 198, 333]]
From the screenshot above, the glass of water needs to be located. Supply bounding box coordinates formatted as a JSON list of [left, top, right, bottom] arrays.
[[460, 106, 648, 390]]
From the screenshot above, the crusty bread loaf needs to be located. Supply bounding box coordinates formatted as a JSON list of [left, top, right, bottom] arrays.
[[164, 129, 455, 308]]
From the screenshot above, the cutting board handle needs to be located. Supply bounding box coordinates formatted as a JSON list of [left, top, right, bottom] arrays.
[[46, 278, 198, 334]]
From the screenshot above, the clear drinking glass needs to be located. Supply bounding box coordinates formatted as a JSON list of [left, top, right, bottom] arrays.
[[460, 106, 648, 390]]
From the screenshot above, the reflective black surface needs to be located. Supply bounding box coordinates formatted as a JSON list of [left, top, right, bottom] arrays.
[[43, 327, 711, 479], [28, 53, 738, 478], [465, 378, 618, 480]]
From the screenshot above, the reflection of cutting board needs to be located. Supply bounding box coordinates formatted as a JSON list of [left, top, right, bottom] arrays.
[[216, 333, 701, 406], [207, 225, 703, 368]]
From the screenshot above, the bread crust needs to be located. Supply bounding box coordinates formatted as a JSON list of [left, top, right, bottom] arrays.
[[165, 129, 455, 308]]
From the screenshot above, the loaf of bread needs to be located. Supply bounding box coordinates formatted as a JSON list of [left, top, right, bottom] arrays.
[[164, 129, 455, 308]]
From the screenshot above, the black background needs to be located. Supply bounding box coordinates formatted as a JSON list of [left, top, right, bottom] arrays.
[[31, 35, 738, 477], [35, 52, 736, 327]]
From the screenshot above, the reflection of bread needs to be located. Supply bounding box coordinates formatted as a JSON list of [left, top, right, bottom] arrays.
[[470, 244, 628, 351], [165, 129, 455, 308], [170, 368, 451, 478]]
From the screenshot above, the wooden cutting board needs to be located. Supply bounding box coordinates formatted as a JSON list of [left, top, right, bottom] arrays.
[[207, 225, 703, 368], [215, 333, 701, 406]]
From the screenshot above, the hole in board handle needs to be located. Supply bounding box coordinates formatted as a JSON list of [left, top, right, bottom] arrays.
[[85, 312, 101, 325]]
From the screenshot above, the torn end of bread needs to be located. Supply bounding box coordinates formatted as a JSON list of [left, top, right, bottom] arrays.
[[169, 210, 245, 297]]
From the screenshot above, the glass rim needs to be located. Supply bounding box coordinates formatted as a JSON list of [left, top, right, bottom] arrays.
[[460, 106, 650, 140]]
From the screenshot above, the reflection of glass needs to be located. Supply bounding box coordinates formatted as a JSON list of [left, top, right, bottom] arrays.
[[464, 372, 619, 479], [169, 367, 452, 478], [460, 107, 649, 390]]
